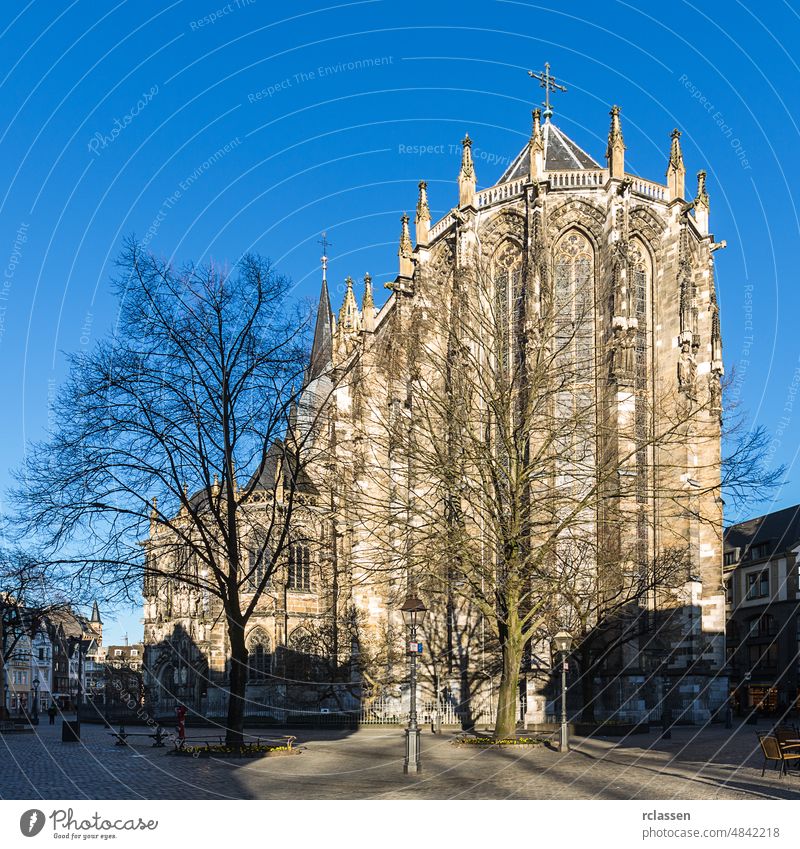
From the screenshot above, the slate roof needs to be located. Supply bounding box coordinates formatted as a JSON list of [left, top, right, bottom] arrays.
[[307, 278, 333, 383], [724, 503, 800, 557], [244, 439, 318, 496], [499, 120, 600, 183]]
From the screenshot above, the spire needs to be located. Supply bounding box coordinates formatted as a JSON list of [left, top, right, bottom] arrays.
[[398, 213, 414, 278], [308, 238, 334, 381], [338, 275, 361, 331], [666, 128, 685, 200], [90, 600, 102, 624], [529, 108, 544, 180], [694, 170, 709, 233], [415, 181, 430, 246], [606, 105, 625, 179], [362, 272, 375, 331], [458, 134, 476, 208]]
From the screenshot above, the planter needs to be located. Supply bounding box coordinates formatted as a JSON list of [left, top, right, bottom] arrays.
[[169, 745, 299, 759], [453, 735, 543, 747]]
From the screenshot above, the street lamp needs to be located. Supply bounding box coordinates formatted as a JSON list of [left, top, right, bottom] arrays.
[[400, 593, 428, 774], [552, 630, 572, 752], [31, 677, 40, 725], [653, 652, 672, 740]]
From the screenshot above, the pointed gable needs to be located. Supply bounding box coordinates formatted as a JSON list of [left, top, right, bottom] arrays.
[[499, 121, 600, 182]]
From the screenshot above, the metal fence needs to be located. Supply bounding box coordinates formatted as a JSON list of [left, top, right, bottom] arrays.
[[149, 694, 498, 727]]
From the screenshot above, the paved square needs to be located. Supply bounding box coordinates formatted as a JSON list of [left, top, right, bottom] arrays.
[[1, 719, 798, 800]]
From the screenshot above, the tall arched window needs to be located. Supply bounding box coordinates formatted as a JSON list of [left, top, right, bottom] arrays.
[[285, 627, 317, 681], [288, 544, 311, 591], [553, 231, 595, 493], [246, 628, 272, 681], [246, 547, 271, 591], [630, 241, 652, 572], [493, 241, 523, 377]]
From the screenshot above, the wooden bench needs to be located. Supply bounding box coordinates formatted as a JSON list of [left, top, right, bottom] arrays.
[[109, 725, 169, 747], [174, 733, 296, 751], [0, 721, 34, 734]]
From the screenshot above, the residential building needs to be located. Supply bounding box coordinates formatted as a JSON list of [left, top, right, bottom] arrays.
[[724, 504, 800, 714]]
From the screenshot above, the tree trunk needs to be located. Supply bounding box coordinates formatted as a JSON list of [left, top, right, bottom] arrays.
[[225, 615, 247, 747], [494, 621, 523, 739]]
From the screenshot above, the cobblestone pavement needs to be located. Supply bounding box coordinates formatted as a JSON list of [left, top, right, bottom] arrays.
[[1, 718, 798, 800]]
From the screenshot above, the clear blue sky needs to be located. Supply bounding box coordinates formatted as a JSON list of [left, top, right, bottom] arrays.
[[1, 0, 798, 642]]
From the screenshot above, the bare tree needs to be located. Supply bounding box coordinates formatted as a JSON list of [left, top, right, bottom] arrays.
[[10, 240, 342, 745], [0, 549, 75, 664], [351, 234, 751, 738]]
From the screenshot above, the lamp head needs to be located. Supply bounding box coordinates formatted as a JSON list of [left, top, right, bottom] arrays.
[[400, 594, 428, 628], [552, 630, 573, 654]]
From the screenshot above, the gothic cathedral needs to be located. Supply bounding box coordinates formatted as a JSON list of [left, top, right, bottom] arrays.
[[143, 99, 727, 726]]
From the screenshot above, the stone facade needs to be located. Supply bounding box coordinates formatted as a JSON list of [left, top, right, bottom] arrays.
[[143, 104, 728, 725]]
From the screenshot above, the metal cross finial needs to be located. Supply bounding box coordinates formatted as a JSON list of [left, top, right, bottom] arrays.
[[528, 62, 567, 119], [318, 231, 332, 283]]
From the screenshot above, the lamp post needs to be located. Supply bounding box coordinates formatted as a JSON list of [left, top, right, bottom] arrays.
[[400, 593, 428, 774], [31, 677, 40, 725], [659, 658, 672, 740], [552, 630, 572, 753]]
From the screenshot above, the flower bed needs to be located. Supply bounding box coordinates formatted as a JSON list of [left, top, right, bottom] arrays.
[[454, 736, 543, 747], [169, 743, 298, 759]]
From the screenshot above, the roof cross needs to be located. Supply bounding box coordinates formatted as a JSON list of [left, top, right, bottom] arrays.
[[528, 62, 567, 119], [318, 231, 332, 283]]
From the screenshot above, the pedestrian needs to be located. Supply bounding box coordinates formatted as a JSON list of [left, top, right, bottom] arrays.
[[48, 702, 57, 725]]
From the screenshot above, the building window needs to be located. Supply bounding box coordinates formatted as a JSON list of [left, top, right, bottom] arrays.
[[288, 544, 311, 591], [284, 627, 318, 681], [492, 241, 522, 377], [723, 550, 738, 566], [246, 629, 271, 681], [758, 614, 777, 637], [552, 231, 595, 495], [246, 547, 271, 592], [746, 570, 769, 600], [748, 542, 771, 561], [748, 642, 778, 669]]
